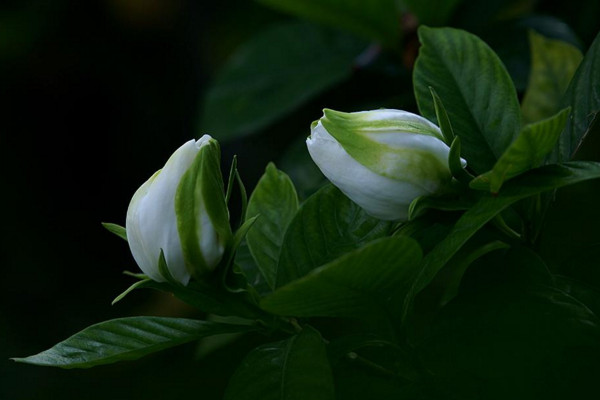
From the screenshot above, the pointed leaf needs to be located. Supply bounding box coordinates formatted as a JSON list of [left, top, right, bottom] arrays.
[[101, 222, 127, 241], [262, 237, 422, 318], [13, 317, 256, 369], [224, 326, 334, 400], [275, 185, 392, 288], [246, 163, 299, 290], [414, 26, 521, 173], [472, 107, 571, 193], [521, 31, 582, 124]]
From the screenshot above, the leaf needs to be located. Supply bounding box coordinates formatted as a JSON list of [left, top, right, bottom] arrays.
[[557, 30, 600, 161], [224, 326, 334, 400], [256, 0, 400, 46], [13, 317, 256, 369], [403, 161, 600, 319], [471, 107, 571, 193], [521, 31, 583, 124], [416, 282, 600, 398], [402, 0, 464, 26], [139, 278, 265, 319], [414, 26, 521, 174], [101, 222, 127, 241], [429, 86, 454, 145], [275, 185, 392, 288], [246, 163, 299, 290], [262, 236, 422, 318], [201, 22, 367, 141]]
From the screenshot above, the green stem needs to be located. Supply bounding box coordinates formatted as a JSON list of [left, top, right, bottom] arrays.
[[492, 214, 522, 241]]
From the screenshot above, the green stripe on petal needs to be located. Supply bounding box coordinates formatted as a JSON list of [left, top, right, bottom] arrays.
[[320, 109, 450, 187], [175, 139, 232, 278]]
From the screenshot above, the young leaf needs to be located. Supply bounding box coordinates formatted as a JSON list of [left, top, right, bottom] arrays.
[[201, 22, 367, 141], [261, 236, 422, 318], [256, 0, 400, 46], [471, 107, 571, 193], [224, 326, 334, 400], [414, 26, 521, 174], [101, 222, 127, 241], [245, 163, 299, 290], [556, 30, 600, 162], [275, 185, 392, 288], [13, 317, 256, 369], [521, 31, 583, 124], [403, 161, 600, 320]]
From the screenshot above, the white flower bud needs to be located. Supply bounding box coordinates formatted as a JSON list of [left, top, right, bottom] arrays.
[[126, 135, 231, 285], [307, 109, 459, 221]]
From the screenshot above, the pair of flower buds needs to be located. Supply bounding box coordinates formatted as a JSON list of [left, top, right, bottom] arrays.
[[126, 109, 456, 285]]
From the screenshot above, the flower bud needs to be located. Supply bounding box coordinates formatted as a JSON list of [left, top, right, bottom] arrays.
[[307, 109, 458, 221], [126, 135, 232, 285]]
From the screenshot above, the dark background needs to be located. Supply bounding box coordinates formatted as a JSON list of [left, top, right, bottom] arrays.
[[2, 0, 599, 399]]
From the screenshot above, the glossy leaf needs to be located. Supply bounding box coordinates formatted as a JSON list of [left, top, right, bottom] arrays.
[[414, 26, 521, 173], [13, 317, 255, 369], [521, 31, 582, 124], [246, 163, 299, 290], [471, 107, 571, 193], [262, 236, 422, 318], [403, 161, 600, 319], [275, 185, 392, 288], [201, 22, 367, 141], [224, 326, 334, 400], [256, 0, 400, 45], [557, 30, 600, 161], [402, 0, 464, 26]]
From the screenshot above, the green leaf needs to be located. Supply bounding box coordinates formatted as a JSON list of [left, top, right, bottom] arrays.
[[262, 236, 422, 318], [401, 0, 464, 26], [416, 282, 600, 397], [224, 326, 334, 400], [414, 26, 521, 174], [521, 31, 583, 124], [13, 317, 256, 369], [275, 185, 392, 288], [403, 161, 600, 319], [471, 107, 571, 193], [439, 240, 510, 306], [246, 163, 299, 290], [429, 86, 454, 145], [256, 0, 400, 46], [201, 22, 367, 141], [101, 222, 127, 241], [557, 30, 600, 161]]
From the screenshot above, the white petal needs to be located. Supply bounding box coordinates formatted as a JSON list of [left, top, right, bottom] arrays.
[[307, 122, 432, 221]]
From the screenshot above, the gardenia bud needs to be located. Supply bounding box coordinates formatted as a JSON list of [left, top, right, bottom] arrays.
[[126, 135, 232, 285], [307, 109, 459, 221]]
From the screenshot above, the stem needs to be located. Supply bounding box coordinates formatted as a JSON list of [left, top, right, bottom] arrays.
[[492, 214, 522, 241]]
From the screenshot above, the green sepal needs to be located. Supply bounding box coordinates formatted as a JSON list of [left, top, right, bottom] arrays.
[[429, 86, 454, 145], [101, 222, 127, 241], [111, 278, 152, 305], [175, 139, 233, 279], [158, 249, 181, 286], [448, 136, 474, 184], [222, 216, 259, 294]]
